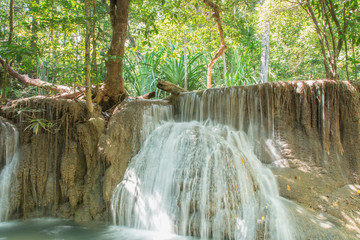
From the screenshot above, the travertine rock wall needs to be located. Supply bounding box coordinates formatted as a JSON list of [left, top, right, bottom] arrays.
[[0, 97, 170, 221], [172, 80, 360, 237], [0, 80, 359, 237]]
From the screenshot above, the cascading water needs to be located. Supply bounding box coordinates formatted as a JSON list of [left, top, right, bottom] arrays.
[[111, 86, 350, 239], [0, 118, 20, 221], [111, 120, 294, 239], [111, 90, 295, 239]]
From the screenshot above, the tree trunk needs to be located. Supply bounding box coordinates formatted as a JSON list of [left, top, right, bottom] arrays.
[[184, 31, 188, 90], [352, 34, 357, 81], [92, 0, 99, 91], [203, 0, 227, 89], [1, 0, 13, 102], [259, 0, 270, 83], [223, 52, 227, 85], [300, 0, 350, 80], [98, 0, 129, 110], [85, 0, 93, 113], [31, 0, 39, 78], [344, 37, 349, 81], [259, 22, 270, 83], [303, 0, 332, 79], [50, 0, 56, 83], [1, 60, 9, 102]]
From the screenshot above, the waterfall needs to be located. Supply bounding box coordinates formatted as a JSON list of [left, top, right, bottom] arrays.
[[112, 120, 295, 239], [0, 118, 20, 221], [111, 86, 349, 239]]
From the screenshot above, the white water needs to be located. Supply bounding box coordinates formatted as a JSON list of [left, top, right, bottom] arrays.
[[0, 218, 195, 240], [111, 88, 352, 239], [111, 106, 295, 239], [0, 118, 20, 221]]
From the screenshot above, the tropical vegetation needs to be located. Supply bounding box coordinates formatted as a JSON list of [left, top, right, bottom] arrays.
[[0, 0, 359, 106]]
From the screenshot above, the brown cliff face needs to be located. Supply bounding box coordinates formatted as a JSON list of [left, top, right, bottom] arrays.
[[99, 99, 171, 207], [172, 80, 360, 238], [0, 97, 106, 220], [0, 80, 359, 238], [172, 80, 360, 184], [0, 97, 171, 221]]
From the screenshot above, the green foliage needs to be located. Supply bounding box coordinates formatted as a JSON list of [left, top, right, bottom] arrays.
[[162, 52, 206, 90], [123, 48, 164, 96], [123, 46, 206, 97], [7, 82, 38, 99], [0, 0, 359, 101], [24, 118, 56, 135], [0, 43, 33, 61], [224, 45, 259, 86]]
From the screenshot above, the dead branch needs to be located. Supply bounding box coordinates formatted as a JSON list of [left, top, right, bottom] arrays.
[[0, 57, 82, 94], [57, 90, 85, 99], [157, 80, 188, 95], [137, 91, 156, 99]]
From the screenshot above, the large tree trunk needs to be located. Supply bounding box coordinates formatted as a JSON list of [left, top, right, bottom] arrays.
[[98, 0, 129, 110]]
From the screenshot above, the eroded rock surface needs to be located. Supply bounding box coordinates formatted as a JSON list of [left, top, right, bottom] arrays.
[[0, 80, 359, 238]]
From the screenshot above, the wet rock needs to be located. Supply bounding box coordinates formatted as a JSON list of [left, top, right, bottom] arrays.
[[0, 80, 359, 238]]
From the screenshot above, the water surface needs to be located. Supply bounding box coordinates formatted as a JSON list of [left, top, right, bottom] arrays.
[[0, 218, 196, 240]]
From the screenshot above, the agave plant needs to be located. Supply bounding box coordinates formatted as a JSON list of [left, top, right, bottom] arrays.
[[123, 48, 165, 97], [225, 44, 260, 86], [162, 52, 206, 91]]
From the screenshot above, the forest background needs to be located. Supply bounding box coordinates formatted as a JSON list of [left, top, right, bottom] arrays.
[[0, 0, 359, 101]]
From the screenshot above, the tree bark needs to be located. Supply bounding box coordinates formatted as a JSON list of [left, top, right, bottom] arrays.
[[0, 57, 77, 94], [85, 0, 93, 113], [157, 80, 188, 95], [97, 0, 129, 110], [203, 0, 227, 89], [137, 91, 156, 99]]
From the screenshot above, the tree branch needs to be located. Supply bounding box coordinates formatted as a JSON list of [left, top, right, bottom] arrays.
[[137, 91, 155, 99], [319, 0, 336, 76], [157, 80, 188, 95], [0, 57, 81, 94], [302, 0, 331, 78], [203, 0, 227, 88]]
